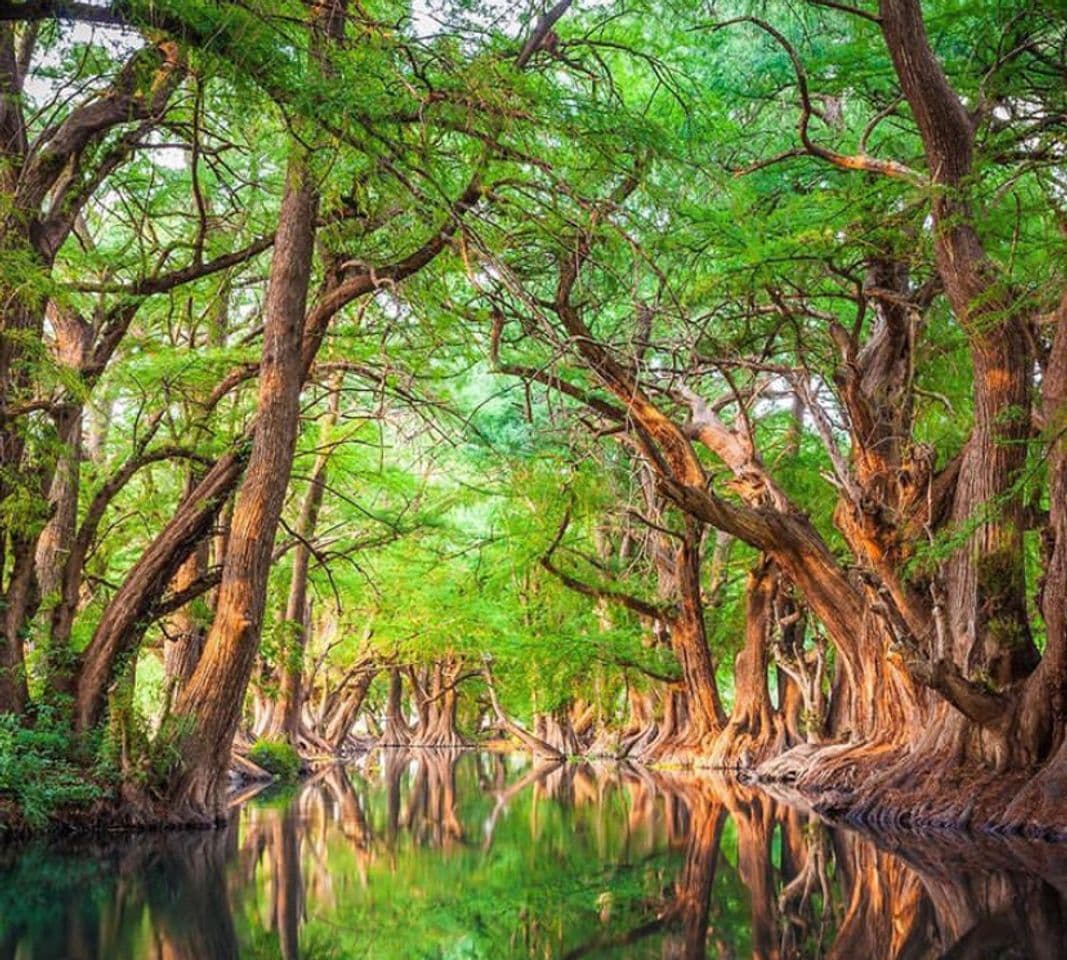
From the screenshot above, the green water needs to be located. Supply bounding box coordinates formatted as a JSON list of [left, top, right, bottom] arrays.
[[1, 752, 1065, 959]]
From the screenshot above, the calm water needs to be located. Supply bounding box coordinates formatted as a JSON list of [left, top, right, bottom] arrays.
[[2, 752, 1066, 959]]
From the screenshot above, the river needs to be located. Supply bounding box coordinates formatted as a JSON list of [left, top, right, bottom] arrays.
[[1, 751, 1065, 958]]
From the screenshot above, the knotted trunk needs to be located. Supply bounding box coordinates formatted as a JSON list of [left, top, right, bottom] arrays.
[[411, 658, 469, 749], [618, 687, 659, 758]]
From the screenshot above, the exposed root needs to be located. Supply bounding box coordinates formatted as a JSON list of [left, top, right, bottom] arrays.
[[750, 738, 1067, 838], [706, 715, 786, 771], [995, 757, 1067, 840], [409, 727, 471, 750]]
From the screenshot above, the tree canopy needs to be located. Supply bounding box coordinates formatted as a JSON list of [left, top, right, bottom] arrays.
[[0, 0, 1064, 834]]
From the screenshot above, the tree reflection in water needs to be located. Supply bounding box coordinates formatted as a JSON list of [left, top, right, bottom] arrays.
[[2, 752, 1067, 958]]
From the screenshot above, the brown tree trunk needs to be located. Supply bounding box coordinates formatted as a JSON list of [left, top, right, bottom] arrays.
[[378, 667, 413, 747], [34, 401, 83, 603], [710, 558, 784, 768], [163, 468, 210, 695], [667, 521, 727, 748], [534, 705, 582, 756], [269, 383, 338, 744], [0, 533, 34, 714], [878, 0, 1035, 765], [618, 686, 659, 758], [324, 665, 377, 750], [411, 656, 470, 749], [998, 295, 1067, 828], [162, 131, 321, 821]]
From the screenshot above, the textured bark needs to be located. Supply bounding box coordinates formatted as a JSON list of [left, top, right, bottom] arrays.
[[993, 294, 1067, 828], [324, 665, 376, 750], [163, 480, 210, 694], [880, 0, 1034, 723], [666, 522, 727, 747], [378, 668, 414, 747], [0, 533, 34, 713], [163, 129, 321, 820], [710, 558, 784, 768], [618, 687, 659, 758], [410, 656, 471, 749], [269, 384, 338, 744]]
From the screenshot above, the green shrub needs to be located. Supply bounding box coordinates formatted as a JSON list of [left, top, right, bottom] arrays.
[[247, 739, 301, 782], [0, 709, 102, 828]]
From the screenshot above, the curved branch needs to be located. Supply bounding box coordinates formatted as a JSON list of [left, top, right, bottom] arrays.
[[715, 16, 922, 183], [481, 656, 565, 759], [540, 506, 671, 622]]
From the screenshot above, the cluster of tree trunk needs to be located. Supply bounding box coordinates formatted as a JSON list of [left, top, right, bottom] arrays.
[[0, 0, 487, 824], [0, 0, 1064, 837], [483, 0, 1067, 834]]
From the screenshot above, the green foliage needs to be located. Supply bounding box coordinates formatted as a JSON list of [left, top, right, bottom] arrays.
[[0, 0, 1063, 833], [248, 739, 301, 782], [0, 710, 101, 829]]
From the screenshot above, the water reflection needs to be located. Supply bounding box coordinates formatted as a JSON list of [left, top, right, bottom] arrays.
[[2, 752, 1067, 958]]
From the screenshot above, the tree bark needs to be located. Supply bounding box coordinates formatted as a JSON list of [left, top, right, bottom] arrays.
[[324, 665, 377, 750], [378, 667, 413, 747], [710, 558, 784, 768], [269, 384, 339, 744], [163, 539, 209, 694], [163, 130, 320, 820]]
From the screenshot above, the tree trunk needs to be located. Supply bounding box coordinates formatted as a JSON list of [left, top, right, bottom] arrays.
[[411, 657, 470, 749], [710, 558, 784, 768], [163, 488, 209, 694], [378, 668, 413, 747], [618, 686, 659, 758], [994, 295, 1067, 829], [668, 521, 727, 746], [534, 705, 582, 756], [162, 134, 320, 821], [0, 533, 34, 714], [324, 665, 377, 751], [269, 383, 338, 744], [34, 400, 83, 603]]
